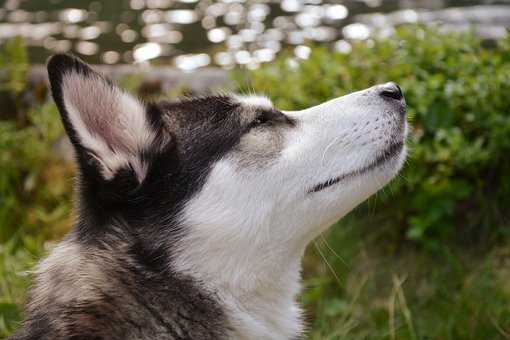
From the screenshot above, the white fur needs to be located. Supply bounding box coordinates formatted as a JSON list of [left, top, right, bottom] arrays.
[[235, 95, 274, 110], [174, 86, 407, 339], [62, 72, 155, 181]]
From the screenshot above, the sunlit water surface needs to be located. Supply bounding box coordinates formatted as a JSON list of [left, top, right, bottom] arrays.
[[1, 0, 510, 70]]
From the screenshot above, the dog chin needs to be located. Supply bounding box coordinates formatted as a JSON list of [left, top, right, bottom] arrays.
[[364, 142, 407, 187], [309, 140, 406, 196]]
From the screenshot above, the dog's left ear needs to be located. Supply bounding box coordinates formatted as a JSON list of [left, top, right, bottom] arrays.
[[47, 54, 160, 183]]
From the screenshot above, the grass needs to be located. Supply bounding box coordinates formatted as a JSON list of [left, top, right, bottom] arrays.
[[300, 213, 510, 339]]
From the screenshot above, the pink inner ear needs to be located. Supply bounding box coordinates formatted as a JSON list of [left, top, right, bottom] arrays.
[[63, 72, 155, 153], [62, 72, 155, 181], [63, 73, 128, 152]]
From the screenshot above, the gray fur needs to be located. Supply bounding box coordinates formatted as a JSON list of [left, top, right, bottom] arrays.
[[10, 229, 230, 340]]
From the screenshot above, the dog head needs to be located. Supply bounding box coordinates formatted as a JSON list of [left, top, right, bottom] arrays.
[[47, 54, 407, 286]]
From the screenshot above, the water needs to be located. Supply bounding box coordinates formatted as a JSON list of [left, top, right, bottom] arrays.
[[1, 0, 510, 70]]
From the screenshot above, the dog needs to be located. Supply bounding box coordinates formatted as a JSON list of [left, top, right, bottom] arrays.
[[9, 54, 407, 340]]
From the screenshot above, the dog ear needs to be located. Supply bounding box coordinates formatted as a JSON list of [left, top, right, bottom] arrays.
[[47, 54, 158, 183]]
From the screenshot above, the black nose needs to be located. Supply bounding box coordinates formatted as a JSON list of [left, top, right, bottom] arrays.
[[379, 82, 403, 100]]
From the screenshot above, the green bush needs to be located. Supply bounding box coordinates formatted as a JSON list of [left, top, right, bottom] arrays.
[[0, 39, 72, 247], [240, 26, 510, 248], [0, 38, 73, 337], [0, 37, 28, 96]]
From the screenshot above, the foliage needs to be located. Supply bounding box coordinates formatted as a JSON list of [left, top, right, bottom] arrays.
[[0, 37, 28, 95], [0, 38, 73, 337], [301, 217, 510, 339], [0, 96, 73, 246]]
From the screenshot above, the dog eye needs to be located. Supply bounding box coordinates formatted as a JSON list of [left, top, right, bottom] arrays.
[[250, 109, 290, 129], [252, 114, 271, 126]]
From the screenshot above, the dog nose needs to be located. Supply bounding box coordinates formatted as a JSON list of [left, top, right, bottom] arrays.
[[378, 82, 403, 100]]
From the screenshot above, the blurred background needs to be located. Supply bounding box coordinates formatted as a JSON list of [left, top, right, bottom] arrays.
[[1, 0, 510, 339]]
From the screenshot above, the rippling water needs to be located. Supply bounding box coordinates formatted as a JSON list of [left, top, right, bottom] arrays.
[[1, 0, 509, 70]]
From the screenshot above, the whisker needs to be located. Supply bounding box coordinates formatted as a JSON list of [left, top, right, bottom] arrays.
[[319, 234, 349, 268], [320, 134, 344, 167], [314, 241, 344, 287]]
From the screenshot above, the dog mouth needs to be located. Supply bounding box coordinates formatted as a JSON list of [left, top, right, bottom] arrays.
[[308, 141, 404, 194]]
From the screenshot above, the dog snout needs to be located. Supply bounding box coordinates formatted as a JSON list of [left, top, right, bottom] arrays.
[[378, 82, 404, 101]]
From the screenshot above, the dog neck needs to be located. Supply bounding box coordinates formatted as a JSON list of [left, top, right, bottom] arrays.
[[74, 187, 308, 339], [171, 222, 307, 340]]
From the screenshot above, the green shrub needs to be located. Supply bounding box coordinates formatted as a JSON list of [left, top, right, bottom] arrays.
[[240, 26, 510, 247], [0, 37, 74, 239], [0, 38, 72, 337], [0, 73, 72, 247], [0, 37, 29, 121], [0, 37, 28, 96]]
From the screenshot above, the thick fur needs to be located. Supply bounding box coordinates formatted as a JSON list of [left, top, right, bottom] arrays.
[[12, 233, 228, 340], [9, 54, 407, 340]]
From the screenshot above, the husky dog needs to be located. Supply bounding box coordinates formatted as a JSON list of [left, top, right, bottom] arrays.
[[9, 54, 407, 340]]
